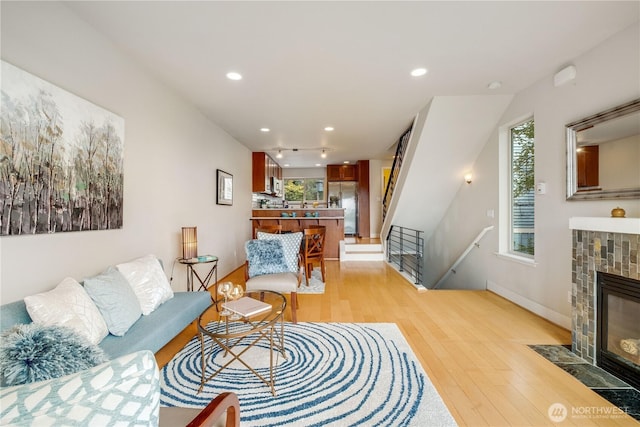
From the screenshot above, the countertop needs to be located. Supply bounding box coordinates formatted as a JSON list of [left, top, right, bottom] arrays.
[[256, 207, 344, 210], [251, 216, 345, 220]]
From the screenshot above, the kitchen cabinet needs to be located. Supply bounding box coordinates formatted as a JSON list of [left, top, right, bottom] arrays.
[[576, 145, 599, 189], [252, 152, 282, 194], [327, 164, 357, 181]]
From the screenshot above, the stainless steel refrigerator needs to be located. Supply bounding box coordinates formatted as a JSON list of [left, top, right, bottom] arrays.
[[328, 181, 357, 235]]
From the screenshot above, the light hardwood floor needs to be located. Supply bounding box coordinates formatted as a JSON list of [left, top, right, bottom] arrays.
[[156, 260, 638, 426]]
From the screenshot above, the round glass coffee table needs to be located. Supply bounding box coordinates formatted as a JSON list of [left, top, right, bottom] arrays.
[[197, 290, 287, 396]]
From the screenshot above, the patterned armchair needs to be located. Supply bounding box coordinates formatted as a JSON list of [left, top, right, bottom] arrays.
[[244, 232, 303, 323], [0, 350, 160, 425]]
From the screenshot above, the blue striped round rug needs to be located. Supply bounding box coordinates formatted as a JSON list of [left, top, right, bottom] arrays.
[[160, 322, 456, 426]]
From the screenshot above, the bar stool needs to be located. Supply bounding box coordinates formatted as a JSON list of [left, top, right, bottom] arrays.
[[302, 226, 326, 285]]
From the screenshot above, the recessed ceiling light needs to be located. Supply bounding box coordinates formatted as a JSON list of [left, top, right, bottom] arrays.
[[487, 81, 502, 90], [343, 160, 350, 164], [410, 68, 428, 77], [226, 71, 242, 80], [324, 126, 334, 132], [284, 164, 290, 167], [315, 163, 321, 167], [260, 128, 270, 132]]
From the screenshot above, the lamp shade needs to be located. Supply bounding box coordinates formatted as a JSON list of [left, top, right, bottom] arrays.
[[181, 227, 198, 259]]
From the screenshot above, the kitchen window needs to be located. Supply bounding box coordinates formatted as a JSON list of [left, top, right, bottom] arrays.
[[284, 178, 325, 205]]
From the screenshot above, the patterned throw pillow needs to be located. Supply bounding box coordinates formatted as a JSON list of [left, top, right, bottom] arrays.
[[0, 324, 107, 386], [24, 277, 109, 345], [256, 231, 302, 272], [245, 239, 289, 278]]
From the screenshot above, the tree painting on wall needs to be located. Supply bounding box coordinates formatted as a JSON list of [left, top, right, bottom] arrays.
[[0, 61, 125, 235]]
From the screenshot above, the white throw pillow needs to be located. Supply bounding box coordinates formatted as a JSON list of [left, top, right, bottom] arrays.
[[116, 255, 174, 315], [24, 277, 109, 345]]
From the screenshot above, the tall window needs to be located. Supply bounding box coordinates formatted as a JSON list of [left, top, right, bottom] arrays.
[[284, 178, 324, 204], [510, 119, 535, 256]]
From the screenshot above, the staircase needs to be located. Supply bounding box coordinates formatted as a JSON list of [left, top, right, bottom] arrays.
[[339, 238, 385, 261]]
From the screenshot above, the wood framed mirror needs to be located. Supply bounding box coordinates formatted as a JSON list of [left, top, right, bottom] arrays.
[[566, 98, 640, 200]]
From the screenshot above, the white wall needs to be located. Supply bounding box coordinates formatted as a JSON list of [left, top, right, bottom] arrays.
[[598, 135, 640, 189], [0, 2, 253, 303], [426, 23, 640, 328]]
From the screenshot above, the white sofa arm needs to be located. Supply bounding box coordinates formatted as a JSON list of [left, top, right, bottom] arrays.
[[0, 350, 159, 426]]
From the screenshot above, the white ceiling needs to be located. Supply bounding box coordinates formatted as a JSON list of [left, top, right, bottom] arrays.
[[65, 1, 639, 168]]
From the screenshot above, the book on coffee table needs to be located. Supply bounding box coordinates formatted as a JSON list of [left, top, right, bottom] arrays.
[[222, 297, 272, 318]]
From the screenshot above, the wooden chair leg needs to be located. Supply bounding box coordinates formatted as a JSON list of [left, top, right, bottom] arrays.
[[320, 259, 325, 282], [290, 292, 298, 324]]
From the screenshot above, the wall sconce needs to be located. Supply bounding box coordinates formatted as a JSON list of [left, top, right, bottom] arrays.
[[464, 173, 473, 184], [321, 149, 327, 159], [276, 150, 283, 159], [181, 226, 198, 259]]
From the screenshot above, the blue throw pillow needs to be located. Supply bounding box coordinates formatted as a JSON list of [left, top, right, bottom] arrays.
[[84, 267, 142, 336], [256, 231, 302, 272], [0, 324, 108, 386], [245, 239, 289, 278]]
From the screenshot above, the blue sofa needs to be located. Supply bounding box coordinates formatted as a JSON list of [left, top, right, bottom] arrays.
[[0, 291, 211, 359], [0, 257, 214, 426]]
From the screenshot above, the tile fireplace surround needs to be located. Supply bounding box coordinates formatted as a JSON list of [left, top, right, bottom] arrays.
[[570, 217, 640, 364]]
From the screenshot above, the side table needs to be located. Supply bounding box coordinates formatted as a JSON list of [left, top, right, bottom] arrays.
[[178, 255, 218, 293]]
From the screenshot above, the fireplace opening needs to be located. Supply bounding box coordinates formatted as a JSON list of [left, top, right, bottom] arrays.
[[597, 272, 640, 390]]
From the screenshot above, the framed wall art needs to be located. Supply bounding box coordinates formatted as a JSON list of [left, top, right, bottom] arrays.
[[0, 60, 125, 236], [382, 167, 392, 197], [216, 169, 233, 205]]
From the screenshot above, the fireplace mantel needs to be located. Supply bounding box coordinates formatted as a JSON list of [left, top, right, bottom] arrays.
[[569, 217, 640, 235], [571, 221, 639, 365]]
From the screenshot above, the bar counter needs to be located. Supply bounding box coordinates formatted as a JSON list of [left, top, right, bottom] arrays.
[[251, 208, 344, 259]]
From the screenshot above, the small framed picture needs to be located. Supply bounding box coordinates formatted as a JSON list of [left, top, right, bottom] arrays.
[[216, 169, 233, 205]]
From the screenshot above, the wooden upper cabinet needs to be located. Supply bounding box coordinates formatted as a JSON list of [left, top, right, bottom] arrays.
[[252, 152, 281, 193], [356, 160, 370, 238], [327, 164, 358, 181], [576, 145, 599, 189]]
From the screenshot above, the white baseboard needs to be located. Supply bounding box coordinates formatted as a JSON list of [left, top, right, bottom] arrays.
[[486, 280, 571, 330]]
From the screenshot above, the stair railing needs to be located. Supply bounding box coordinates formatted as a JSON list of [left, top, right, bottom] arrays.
[[432, 225, 494, 289], [386, 225, 424, 285], [382, 126, 412, 221]]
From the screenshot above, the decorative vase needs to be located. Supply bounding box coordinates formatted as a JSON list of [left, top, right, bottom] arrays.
[[611, 207, 626, 218]]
